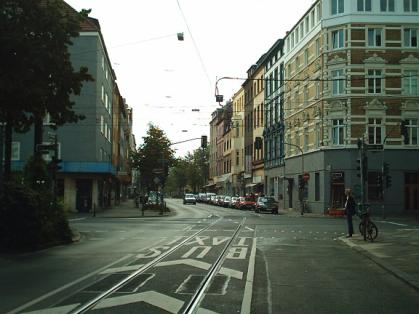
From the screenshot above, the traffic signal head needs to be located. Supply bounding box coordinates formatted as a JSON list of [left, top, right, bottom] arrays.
[[356, 159, 361, 177], [201, 135, 207, 148]]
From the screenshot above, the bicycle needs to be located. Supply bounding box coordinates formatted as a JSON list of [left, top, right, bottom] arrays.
[[357, 204, 378, 242]]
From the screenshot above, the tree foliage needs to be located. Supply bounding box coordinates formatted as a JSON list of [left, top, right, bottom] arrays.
[[165, 146, 209, 196], [0, 0, 93, 180], [130, 124, 175, 191]]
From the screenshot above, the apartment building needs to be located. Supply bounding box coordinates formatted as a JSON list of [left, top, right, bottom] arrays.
[[283, 0, 419, 214], [11, 6, 134, 212], [243, 61, 265, 194], [262, 39, 285, 201], [231, 88, 245, 196]]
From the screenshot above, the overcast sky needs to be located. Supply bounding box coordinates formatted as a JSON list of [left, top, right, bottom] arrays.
[[66, 0, 315, 157]]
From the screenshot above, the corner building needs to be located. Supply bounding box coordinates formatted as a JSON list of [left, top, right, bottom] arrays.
[[282, 0, 419, 214]]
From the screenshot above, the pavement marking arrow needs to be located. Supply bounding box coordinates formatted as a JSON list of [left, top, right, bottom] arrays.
[[93, 291, 183, 313]]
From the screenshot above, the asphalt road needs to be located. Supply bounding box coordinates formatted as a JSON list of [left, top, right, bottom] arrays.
[[1, 199, 418, 313]]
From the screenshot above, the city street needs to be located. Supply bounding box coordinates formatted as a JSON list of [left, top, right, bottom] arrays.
[[1, 199, 418, 314]]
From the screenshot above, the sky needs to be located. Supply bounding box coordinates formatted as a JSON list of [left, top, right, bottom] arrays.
[[65, 0, 315, 157]]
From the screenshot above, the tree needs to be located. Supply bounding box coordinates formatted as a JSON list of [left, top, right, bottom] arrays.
[[0, 0, 93, 181], [130, 124, 175, 192]]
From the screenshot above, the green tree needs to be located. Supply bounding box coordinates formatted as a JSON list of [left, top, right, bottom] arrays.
[[0, 0, 93, 182], [131, 124, 175, 192]]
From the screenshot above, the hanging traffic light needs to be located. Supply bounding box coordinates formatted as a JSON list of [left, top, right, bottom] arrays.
[[201, 135, 207, 148], [376, 174, 383, 190], [356, 158, 361, 178]]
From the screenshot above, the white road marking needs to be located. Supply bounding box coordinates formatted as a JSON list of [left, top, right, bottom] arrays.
[[8, 255, 134, 314], [93, 291, 183, 313], [156, 259, 243, 280], [245, 226, 254, 231], [100, 264, 144, 275], [133, 274, 155, 292], [241, 237, 257, 314], [197, 308, 218, 314], [69, 218, 86, 222], [376, 221, 408, 227]]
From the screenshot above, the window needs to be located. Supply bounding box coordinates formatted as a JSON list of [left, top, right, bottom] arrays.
[[368, 28, 383, 47], [332, 29, 344, 49], [101, 56, 105, 70], [331, 0, 344, 15], [332, 119, 345, 145], [11, 142, 20, 161], [317, 3, 322, 20], [304, 127, 309, 151], [332, 69, 345, 95], [380, 0, 395, 11], [357, 0, 372, 11], [367, 69, 383, 94], [404, 28, 418, 47], [316, 38, 321, 56], [304, 85, 308, 106], [305, 16, 309, 33], [304, 49, 309, 65], [403, 70, 418, 95], [315, 81, 320, 99], [104, 123, 108, 139], [405, 119, 419, 145], [404, 0, 419, 12], [105, 93, 108, 110], [100, 115, 104, 133], [43, 113, 55, 126], [236, 151, 240, 166], [311, 10, 315, 27], [101, 85, 104, 102], [296, 56, 300, 69], [368, 118, 383, 144]]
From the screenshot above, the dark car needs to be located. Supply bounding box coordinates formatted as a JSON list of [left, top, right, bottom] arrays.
[[255, 196, 278, 214], [183, 193, 196, 205]]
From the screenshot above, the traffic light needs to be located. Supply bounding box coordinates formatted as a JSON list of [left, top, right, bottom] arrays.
[[400, 120, 409, 144], [386, 175, 392, 188], [382, 162, 389, 177], [376, 174, 383, 190], [356, 159, 361, 178], [201, 135, 207, 148], [362, 156, 368, 180]]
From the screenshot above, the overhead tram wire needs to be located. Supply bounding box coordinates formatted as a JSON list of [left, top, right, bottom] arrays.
[[176, 0, 213, 89]]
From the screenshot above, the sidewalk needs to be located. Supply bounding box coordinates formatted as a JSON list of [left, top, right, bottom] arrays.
[[339, 219, 419, 292], [69, 200, 173, 219]]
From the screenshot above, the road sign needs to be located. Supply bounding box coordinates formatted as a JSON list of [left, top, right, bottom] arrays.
[[367, 144, 383, 151], [153, 168, 164, 174], [303, 172, 310, 182]]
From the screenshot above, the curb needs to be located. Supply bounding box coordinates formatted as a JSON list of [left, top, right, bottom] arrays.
[[339, 236, 419, 292]]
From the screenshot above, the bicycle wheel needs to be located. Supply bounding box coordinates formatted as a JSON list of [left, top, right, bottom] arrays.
[[359, 221, 365, 235], [366, 222, 378, 241]]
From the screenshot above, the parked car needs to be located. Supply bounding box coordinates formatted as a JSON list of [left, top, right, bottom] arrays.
[[230, 196, 239, 208], [197, 193, 207, 202], [236, 196, 256, 210], [222, 196, 231, 207], [255, 196, 278, 214], [205, 193, 216, 203], [216, 195, 225, 206], [183, 193, 196, 205], [209, 195, 217, 205]]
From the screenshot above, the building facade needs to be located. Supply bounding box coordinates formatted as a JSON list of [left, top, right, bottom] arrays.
[[10, 8, 134, 212], [283, 0, 419, 214]]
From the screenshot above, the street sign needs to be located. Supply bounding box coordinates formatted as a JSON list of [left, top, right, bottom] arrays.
[[303, 172, 310, 182], [153, 168, 164, 174], [366, 144, 383, 151]]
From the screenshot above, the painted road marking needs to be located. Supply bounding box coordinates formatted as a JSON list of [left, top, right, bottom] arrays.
[[377, 221, 408, 227], [241, 237, 256, 314], [69, 218, 86, 222], [156, 259, 243, 280], [182, 246, 212, 259], [100, 264, 144, 275], [23, 303, 80, 313], [245, 226, 254, 231]]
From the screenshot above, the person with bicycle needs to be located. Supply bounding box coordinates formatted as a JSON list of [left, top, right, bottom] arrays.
[[344, 188, 356, 238]]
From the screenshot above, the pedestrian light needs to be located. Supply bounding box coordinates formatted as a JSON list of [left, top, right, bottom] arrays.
[[177, 32, 184, 41], [201, 135, 207, 148], [386, 175, 392, 188]]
